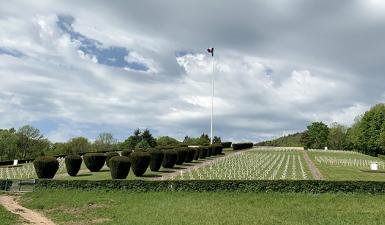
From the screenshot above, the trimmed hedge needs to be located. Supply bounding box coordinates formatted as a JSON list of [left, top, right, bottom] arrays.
[[175, 148, 189, 165], [121, 149, 133, 157], [221, 142, 232, 148], [185, 148, 197, 163], [193, 147, 200, 160], [0, 180, 12, 191], [199, 147, 208, 159], [83, 153, 107, 172], [207, 146, 213, 157], [149, 149, 164, 171], [162, 150, 178, 168], [129, 152, 151, 176], [33, 156, 59, 179], [232, 142, 254, 150], [65, 155, 82, 177], [34, 180, 385, 193], [109, 156, 131, 179], [211, 144, 223, 155], [105, 152, 120, 168]]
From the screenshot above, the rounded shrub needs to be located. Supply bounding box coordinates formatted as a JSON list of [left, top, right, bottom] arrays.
[[199, 147, 208, 159], [105, 152, 120, 168], [83, 153, 107, 172], [221, 142, 232, 148], [207, 146, 212, 157], [64, 155, 82, 176], [193, 147, 201, 160], [162, 150, 178, 168], [129, 151, 151, 176], [121, 149, 133, 157], [149, 149, 164, 171], [175, 148, 189, 165], [185, 148, 196, 163], [33, 156, 59, 179], [109, 156, 131, 179], [210, 144, 223, 156]]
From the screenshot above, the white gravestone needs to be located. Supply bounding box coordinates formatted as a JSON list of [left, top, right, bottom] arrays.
[[370, 162, 378, 171], [324, 146, 328, 150], [13, 159, 18, 166]]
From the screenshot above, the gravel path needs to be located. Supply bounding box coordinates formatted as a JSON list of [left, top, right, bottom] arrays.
[[0, 195, 56, 225], [302, 150, 324, 180]]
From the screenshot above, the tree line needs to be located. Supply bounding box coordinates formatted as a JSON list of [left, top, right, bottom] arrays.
[[0, 125, 220, 161], [257, 103, 385, 156]]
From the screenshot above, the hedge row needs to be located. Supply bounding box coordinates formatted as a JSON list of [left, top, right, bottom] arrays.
[[0, 179, 12, 191], [33, 179, 385, 193], [232, 142, 254, 150], [221, 142, 232, 148]]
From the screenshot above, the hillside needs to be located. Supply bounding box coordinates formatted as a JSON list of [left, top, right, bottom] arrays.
[[256, 132, 304, 147]]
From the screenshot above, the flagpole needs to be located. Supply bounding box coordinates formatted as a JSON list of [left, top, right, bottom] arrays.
[[210, 51, 214, 145]]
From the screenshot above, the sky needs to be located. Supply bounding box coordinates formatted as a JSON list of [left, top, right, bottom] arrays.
[[1, 0, 385, 143]]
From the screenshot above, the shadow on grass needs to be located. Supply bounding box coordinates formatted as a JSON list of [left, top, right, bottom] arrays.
[[98, 169, 110, 172], [141, 174, 162, 178], [75, 174, 93, 177], [159, 170, 176, 173], [173, 166, 187, 170]]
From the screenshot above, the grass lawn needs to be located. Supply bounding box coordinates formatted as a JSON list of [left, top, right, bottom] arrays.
[[307, 150, 385, 181], [20, 189, 385, 225]]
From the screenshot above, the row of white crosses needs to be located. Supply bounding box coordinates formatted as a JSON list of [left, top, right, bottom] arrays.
[[308, 149, 361, 155], [315, 156, 385, 169], [175, 151, 309, 180]]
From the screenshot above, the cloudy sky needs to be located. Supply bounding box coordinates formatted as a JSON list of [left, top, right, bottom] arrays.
[[1, 0, 385, 143]]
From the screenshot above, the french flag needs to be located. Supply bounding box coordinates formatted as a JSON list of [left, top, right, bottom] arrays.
[[207, 47, 214, 57]]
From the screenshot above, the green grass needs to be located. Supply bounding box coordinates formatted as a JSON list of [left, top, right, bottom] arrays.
[[308, 150, 385, 181], [20, 189, 385, 225]]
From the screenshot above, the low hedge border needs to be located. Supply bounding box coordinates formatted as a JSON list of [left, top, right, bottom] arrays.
[[33, 180, 385, 193]]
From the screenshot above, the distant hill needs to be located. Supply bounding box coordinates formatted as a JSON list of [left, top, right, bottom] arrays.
[[256, 132, 304, 147]]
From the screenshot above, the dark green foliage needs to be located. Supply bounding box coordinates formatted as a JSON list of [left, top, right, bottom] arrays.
[[64, 155, 82, 176], [212, 136, 221, 144], [105, 152, 120, 168], [121, 129, 157, 150], [175, 148, 189, 165], [193, 147, 200, 160], [0, 179, 12, 191], [135, 139, 150, 150], [35, 180, 385, 194], [301, 122, 329, 149], [156, 136, 180, 146], [83, 153, 106, 172], [162, 150, 178, 168], [185, 148, 196, 163], [109, 156, 131, 179], [149, 149, 164, 171], [141, 129, 157, 147], [211, 144, 223, 155], [232, 143, 253, 150], [129, 151, 151, 176], [33, 156, 59, 179], [221, 142, 232, 148], [207, 146, 212, 157], [199, 147, 208, 159], [183, 133, 210, 146], [256, 132, 304, 147], [121, 149, 133, 157]]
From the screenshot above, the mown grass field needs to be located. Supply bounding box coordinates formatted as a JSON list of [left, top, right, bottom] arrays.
[[20, 189, 385, 225], [307, 150, 385, 181]]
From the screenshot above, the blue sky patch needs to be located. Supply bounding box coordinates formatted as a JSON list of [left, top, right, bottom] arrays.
[[57, 15, 148, 71], [0, 48, 24, 58]]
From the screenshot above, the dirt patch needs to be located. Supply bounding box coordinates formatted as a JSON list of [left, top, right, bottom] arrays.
[[0, 195, 56, 225], [302, 150, 325, 180]]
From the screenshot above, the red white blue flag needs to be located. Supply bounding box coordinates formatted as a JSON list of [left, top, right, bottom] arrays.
[[207, 47, 214, 56]]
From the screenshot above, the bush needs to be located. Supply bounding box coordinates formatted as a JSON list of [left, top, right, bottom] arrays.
[[162, 150, 178, 168], [33, 156, 59, 179], [121, 149, 133, 157], [105, 152, 120, 168], [149, 149, 164, 171], [185, 148, 197, 163], [175, 148, 189, 165], [232, 142, 254, 150], [65, 155, 82, 176], [35, 180, 385, 194], [83, 153, 107, 172], [193, 147, 200, 160], [207, 146, 212, 157], [221, 142, 232, 148], [129, 152, 151, 176], [199, 147, 208, 159], [109, 156, 131, 179], [211, 144, 223, 155]]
